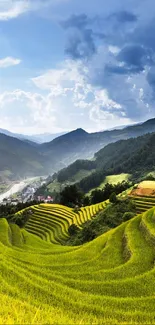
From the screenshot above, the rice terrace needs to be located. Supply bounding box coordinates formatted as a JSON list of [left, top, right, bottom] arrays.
[[1, 181, 155, 324]]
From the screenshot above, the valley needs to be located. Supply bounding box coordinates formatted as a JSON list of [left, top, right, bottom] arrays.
[[2, 1, 155, 322], [1, 119, 155, 324], [0, 177, 47, 204]]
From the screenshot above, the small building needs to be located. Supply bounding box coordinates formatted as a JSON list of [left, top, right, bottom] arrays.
[[44, 196, 54, 203]]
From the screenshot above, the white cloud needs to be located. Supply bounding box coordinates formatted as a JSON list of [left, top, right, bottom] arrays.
[[0, 57, 21, 68], [0, 0, 29, 20], [0, 59, 127, 134], [0, 0, 70, 21]]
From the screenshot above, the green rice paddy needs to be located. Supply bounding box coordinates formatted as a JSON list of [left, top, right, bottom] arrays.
[[0, 200, 155, 324]]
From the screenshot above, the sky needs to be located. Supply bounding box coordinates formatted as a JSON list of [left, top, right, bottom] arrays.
[[0, 0, 155, 135]]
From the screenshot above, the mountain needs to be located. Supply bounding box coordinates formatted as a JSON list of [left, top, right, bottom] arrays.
[[40, 128, 90, 171], [56, 131, 155, 192], [1, 117, 155, 183], [41, 118, 155, 171], [0, 134, 49, 181], [0, 128, 67, 144], [26, 132, 67, 144]]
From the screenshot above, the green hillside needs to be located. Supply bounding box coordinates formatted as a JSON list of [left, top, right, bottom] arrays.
[[0, 201, 155, 323], [0, 133, 47, 181], [88, 173, 130, 194], [75, 132, 155, 192]]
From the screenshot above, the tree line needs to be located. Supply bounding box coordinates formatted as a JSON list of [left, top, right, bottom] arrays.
[[59, 181, 132, 207]]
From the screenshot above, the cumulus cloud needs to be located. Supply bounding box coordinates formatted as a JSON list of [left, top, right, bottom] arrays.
[[0, 57, 21, 68], [60, 3, 155, 124], [32, 59, 128, 130], [0, 89, 57, 134], [0, 59, 129, 134]]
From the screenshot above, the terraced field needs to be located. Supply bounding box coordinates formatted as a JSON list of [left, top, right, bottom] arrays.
[[23, 202, 106, 244], [1, 204, 155, 323], [131, 195, 155, 214]]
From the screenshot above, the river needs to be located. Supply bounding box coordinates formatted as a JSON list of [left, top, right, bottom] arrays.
[[0, 177, 41, 203]]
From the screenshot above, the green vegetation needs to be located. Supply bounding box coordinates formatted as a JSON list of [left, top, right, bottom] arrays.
[[66, 197, 136, 245], [74, 132, 155, 192], [60, 184, 84, 207], [57, 159, 96, 182], [89, 173, 130, 193], [90, 181, 132, 204], [22, 201, 106, 244], [0, 201, 38, 223]]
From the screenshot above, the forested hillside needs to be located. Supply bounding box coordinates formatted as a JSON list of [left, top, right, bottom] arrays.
[[56, 132, 155, 192]]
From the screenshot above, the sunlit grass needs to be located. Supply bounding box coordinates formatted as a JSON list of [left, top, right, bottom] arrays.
[[0, 202, 155, 324]]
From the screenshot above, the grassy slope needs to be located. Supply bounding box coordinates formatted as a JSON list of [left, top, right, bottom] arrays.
[[88, 173, 130, 194], [0, 199, 155, 323]]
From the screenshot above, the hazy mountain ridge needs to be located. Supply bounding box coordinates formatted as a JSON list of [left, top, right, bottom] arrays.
[[0, 118, 155, 182], [0, 128, 66, 144], [0, 134, 48, 180]]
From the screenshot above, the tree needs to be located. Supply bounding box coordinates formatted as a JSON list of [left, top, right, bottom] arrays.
[[68, 224, 79, 236], [91, 189, 104, 204], [109, 192, 117, 204], [60, 185, 84, 207], [83, 195, 90, 206], [123, 212, 135, 222], [81, 225, 96, 242]]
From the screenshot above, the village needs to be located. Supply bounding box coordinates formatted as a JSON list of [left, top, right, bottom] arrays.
[[0, 177, 54, 206]]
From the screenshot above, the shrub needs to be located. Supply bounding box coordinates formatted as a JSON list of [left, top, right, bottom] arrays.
[[68, 224, 79, 236], [109, 192, 117, 204], [123, 212, 135, 222]]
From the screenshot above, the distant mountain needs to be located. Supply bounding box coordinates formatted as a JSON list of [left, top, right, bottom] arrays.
[[40, 128, 91, 171], [27, 132, 67, 144], [0, 128, 67, 144], [0, 134, 49, 181]]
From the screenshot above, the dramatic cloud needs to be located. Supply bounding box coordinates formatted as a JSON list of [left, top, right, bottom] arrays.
[[105, 45, 154, 75], [0, 57, 21, 68], [62, 14, 105, 59], [1, 0, 155, 134], [60, 4, 155, 124]]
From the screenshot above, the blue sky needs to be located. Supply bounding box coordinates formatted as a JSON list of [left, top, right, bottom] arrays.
[[0, 0, 155, 134]]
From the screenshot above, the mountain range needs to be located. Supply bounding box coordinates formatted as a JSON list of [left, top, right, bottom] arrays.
[[1, 117, 155, 182], [0, 128, 66, 144]]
